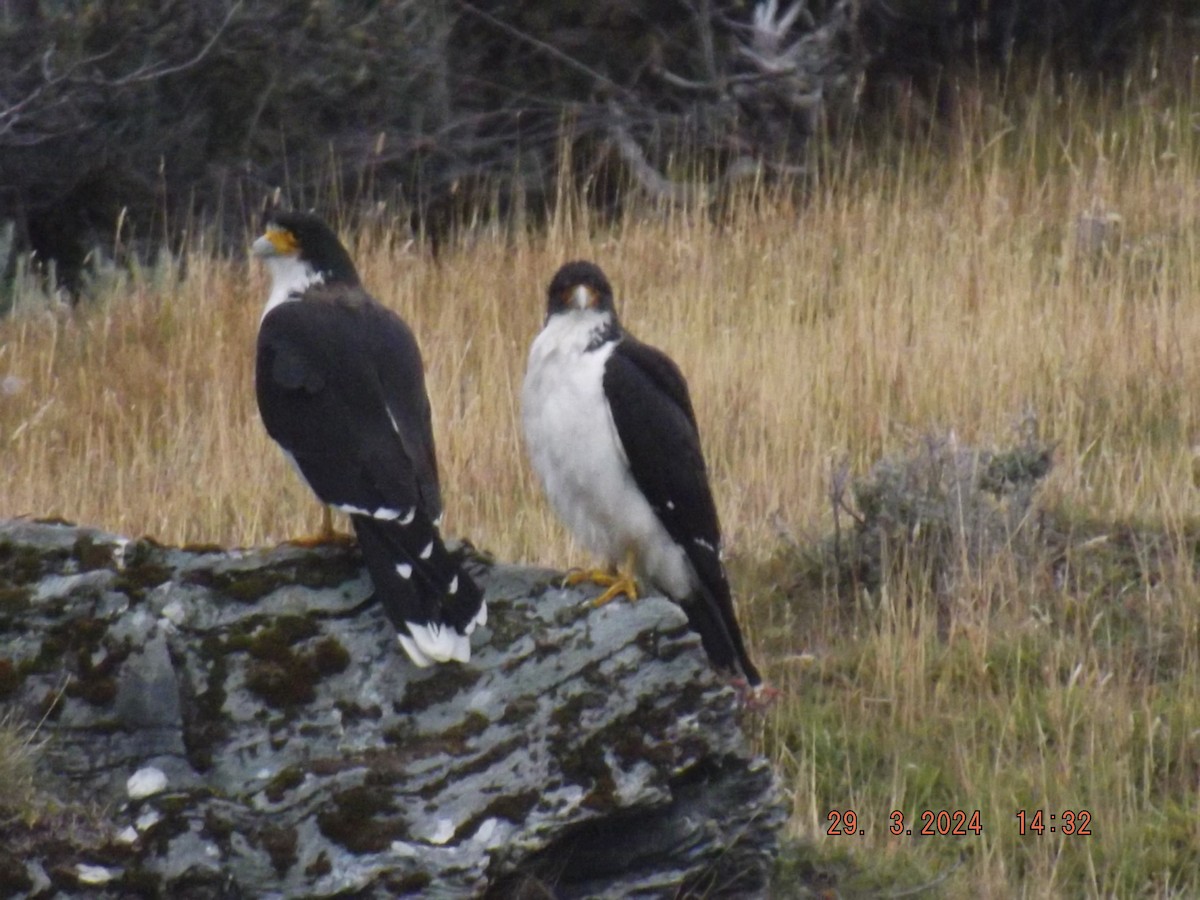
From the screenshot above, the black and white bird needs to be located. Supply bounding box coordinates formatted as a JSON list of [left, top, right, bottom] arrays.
[[521, 260, 763, 689], [252, 210, 486, 667]]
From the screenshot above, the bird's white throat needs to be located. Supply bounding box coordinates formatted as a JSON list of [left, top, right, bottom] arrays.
[[261, 256, 323, 321], [532, 308, 614, 359]]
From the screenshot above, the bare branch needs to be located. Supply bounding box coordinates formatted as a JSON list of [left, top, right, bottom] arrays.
[[110, 1, 244, 86], [0, 45, 121, 137], [606, 102, 802, 206], [652, 64, 809, 93], [0, 4, 239, 142], [453, 0, 635, 101], [607, 107, 695, 205]]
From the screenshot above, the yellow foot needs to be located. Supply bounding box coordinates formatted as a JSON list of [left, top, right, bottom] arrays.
[[286, 506, 355, 548], [286, 530, 355, 549], [592, 573, 638, 607], [560, 568, 639, 607], [562, 567, 614, 588]]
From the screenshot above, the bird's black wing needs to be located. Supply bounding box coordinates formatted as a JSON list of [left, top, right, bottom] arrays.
[[256, 288, 428, 514], [256, 289, 483, 651], [602, 335, 761, 685], [367, 302, 443, 521]]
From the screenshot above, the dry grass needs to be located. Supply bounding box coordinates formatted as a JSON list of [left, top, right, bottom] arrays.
[[3, 63, 1200, 894], [0, 708, 37, 811]]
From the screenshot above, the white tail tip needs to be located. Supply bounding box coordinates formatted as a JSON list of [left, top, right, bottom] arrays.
[[405, 620, 472, 665]]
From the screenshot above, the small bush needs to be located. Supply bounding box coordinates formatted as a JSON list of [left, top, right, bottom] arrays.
[[832, 426, 1053, 602]]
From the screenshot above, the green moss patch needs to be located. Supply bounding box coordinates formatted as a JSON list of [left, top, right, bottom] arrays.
[[434, 736, 525, 786], [452, 790, 540, 844], [548, 689, 608, 732], [0, 848, 33, 895], [201, 808, 235, 850], [480, 598, 534, 650], [229, 614, 319, 658], [111, 566, 174, 601], [244, 659, 314, 708], [258, 823, 299, 875], [316, 784, 409, 854], [395, 665, 483, 715], [0, 540, 67, 586], [9, 614, 130, 708], [104, 537, 177, 602], [188, 551, 364, 604], [0, 586, 32, 627], [334, 699, 382, 722], [263, 766, 307, 803], [0, 659, 21, 700], [381, 871, 433, 896], [553, 731, 618, 812], [304, 851, 332, 878], [70, 535, 116, 572], [184, 635, 232, 772], [243, 633, 352, 709]]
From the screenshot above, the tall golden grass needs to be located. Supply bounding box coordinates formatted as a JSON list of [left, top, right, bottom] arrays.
[[2, 64, 1199, 894]]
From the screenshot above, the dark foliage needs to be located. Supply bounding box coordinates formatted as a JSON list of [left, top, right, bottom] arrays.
[[0, 0, 1182, 294]]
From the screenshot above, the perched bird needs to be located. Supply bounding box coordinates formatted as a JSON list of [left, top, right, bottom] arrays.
[[252, 210, 486, 667], [521, 260, 763, 689]]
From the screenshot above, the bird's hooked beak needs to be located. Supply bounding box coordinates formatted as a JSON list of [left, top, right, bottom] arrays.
[[252, 227, 298, 259], [568, 283, 597, 310]]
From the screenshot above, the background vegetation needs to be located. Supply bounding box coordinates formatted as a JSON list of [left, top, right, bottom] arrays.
[[0, 0, 1187, 293], [3, 2, 1200, 896]]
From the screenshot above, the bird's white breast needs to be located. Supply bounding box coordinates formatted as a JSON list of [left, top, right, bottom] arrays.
[[521, 312, 694, 597]]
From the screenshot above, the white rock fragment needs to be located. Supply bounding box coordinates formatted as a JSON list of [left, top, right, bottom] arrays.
[[428, 818, 456, 845], [472, 817, 499, 844], [160, 599, 187, 626], [390, 840, 420, 858], [127, 766, 168, 800], [136, 809, 162, 831], [116, 826, 139, 845], [34, 572, 108, 603], [76, 864, 117, 884], [466, 689, 494, 713]]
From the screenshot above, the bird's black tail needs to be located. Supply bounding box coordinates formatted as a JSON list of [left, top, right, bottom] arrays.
[[681, 579, 762, 688], [352, 512, 486, 666]]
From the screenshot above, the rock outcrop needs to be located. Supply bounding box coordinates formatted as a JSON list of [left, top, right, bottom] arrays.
[[0, 519, 783, 897]]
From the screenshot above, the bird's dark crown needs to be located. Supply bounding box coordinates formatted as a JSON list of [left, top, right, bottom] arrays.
[[546, 260, 617, 318], [261, 210, 360, 286]]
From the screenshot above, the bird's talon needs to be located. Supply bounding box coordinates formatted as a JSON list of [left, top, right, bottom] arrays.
[[590, 575, 639, 608], [562, 567, 617, 589]]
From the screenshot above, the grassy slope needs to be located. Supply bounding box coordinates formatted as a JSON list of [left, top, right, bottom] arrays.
[[2, 67, 1199, 895]]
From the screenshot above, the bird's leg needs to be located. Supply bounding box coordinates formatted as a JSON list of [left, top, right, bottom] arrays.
[[287, 505, 355, 548]]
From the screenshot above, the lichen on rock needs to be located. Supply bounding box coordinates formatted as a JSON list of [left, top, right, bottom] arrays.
[[0, 518, 783, 897]]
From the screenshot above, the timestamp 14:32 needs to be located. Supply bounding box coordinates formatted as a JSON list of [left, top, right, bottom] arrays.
[[826, 809, 1094, 837]]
